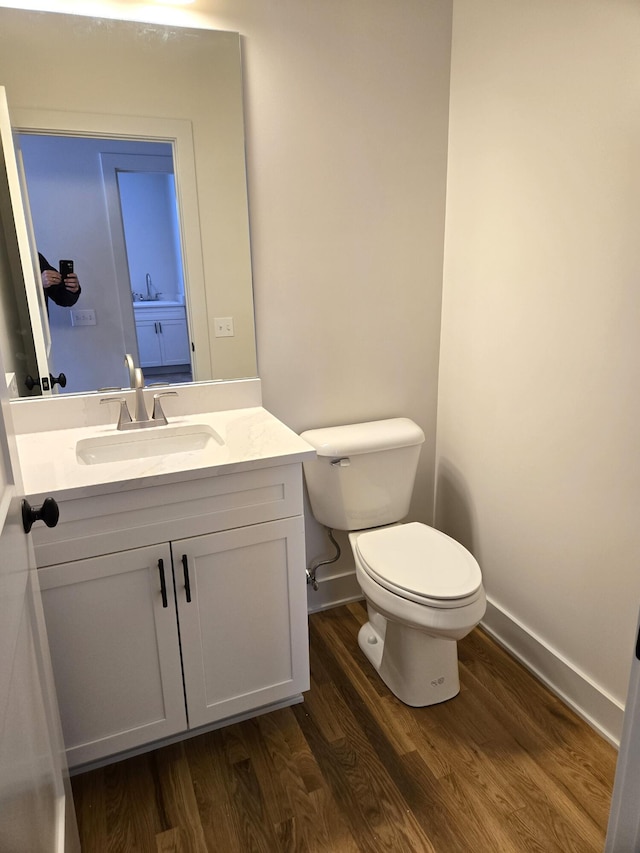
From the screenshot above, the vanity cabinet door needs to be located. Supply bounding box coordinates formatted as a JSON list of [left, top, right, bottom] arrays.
[[134, 309, 190, 367], [157, 317, 190, 365], [39, 543, 187, 769], [135, 318, 163, 367], [175, 516, 309, 730]]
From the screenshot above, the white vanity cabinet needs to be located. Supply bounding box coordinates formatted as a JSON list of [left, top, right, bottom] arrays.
[[134, 305, 190, 368], [33, 463, 309, 770]]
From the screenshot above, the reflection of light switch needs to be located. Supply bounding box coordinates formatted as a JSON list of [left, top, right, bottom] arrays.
[[214, 317, 234, 337], [71, 308, 96, 326]]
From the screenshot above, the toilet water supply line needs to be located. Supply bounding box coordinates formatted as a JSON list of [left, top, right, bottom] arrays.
[[306, 527, 341, 591]]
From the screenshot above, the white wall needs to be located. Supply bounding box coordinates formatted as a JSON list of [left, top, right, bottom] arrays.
[[438, 0, 640, 742], [228, 0, 452, 601]]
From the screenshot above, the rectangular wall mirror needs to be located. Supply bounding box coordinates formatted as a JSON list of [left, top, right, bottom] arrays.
[[0, 8, 257, 398]]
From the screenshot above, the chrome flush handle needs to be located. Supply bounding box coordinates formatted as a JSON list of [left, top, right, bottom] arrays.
[[331, 457, 351, 467]]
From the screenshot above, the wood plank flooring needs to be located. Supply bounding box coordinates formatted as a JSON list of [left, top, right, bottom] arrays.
[[71, 602, 617, 852]]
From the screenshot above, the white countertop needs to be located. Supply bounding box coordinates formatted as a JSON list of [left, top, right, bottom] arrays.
[[133, 300, 185, 309], [17, 406, 316, 502]]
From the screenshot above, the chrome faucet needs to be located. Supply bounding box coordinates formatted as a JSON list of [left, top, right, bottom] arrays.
[[131, 365, 148, 423], [124, 352, 136, 389], [123, 353, 149, 422], [100, 354, 177, 430]]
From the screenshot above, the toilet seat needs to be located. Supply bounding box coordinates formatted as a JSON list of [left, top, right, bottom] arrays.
[[354, 522, 483, 608]]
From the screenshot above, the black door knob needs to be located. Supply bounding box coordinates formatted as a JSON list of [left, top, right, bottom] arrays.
[[50, 373, 67, 388], [22, 497, 60, 534], [25, 375, 51, 392]]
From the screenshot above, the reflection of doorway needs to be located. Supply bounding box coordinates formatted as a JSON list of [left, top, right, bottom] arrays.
[[18, 134, 192, 393], [119, 169, 183, 303], [101, 152, 192, 384]]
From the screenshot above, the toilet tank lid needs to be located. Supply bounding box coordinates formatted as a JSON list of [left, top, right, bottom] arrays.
[[300, 418, 425, 457]]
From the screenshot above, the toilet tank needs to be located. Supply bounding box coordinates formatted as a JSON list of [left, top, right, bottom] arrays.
[[300, 418, 425, 531]]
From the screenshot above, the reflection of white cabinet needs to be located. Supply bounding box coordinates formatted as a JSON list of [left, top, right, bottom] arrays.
[[35, 465, 309, 770], [134, 305, 190, 367]]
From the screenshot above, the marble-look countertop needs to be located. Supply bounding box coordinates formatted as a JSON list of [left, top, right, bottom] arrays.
[[17, 407, 316, 502]]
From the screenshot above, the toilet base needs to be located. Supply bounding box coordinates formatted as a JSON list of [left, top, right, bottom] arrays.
[[358, 615, 460, 707]]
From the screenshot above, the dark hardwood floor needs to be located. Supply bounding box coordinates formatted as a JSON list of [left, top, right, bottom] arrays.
[[71, 602, 617, 852]]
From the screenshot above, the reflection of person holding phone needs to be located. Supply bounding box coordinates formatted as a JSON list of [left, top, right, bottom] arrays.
[[38, 253, 81, 309]]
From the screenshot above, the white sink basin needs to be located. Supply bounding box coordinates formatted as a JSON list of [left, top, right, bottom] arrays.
[[76, 424, 224, 465]]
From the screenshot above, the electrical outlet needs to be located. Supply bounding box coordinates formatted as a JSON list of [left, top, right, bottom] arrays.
[[71, 308, 96, 326], [214, 317, 234, 337]]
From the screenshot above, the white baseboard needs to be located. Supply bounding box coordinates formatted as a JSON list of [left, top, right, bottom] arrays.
[[482, 596, 623, 747]]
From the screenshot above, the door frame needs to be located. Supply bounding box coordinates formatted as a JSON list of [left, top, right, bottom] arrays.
[[605, 607, 640, 850]]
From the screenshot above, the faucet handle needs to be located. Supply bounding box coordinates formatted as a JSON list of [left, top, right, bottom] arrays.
[[152, 391, 178, 425], [101, 397, 133, 430]]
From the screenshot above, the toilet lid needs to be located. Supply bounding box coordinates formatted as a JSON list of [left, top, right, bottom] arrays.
[[355, 522, 482, 602]]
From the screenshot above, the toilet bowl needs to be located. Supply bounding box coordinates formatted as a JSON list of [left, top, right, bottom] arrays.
[[300, 418, 486, 707], [350, 522, 486, 706]]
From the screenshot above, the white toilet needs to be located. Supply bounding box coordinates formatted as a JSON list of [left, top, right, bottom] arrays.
[[300, 418, 486, 707]]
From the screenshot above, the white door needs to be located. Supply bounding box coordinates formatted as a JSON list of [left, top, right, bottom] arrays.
[[100, 151, 186, 368], [0, 86, 51, 394], [605, 607, 640, 851], [0, 315, 79, 847]]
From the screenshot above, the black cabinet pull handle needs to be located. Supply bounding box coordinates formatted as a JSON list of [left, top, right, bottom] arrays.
[[22, 497, 59, 534], [50, 372, 67, 388], [182, 554, 192, 603], [158, 558, 168, 608]]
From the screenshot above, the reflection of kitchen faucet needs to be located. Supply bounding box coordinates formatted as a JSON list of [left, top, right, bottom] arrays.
[[145, 273, 161, 301]]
